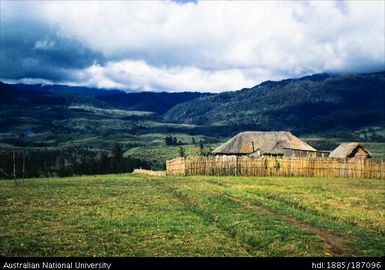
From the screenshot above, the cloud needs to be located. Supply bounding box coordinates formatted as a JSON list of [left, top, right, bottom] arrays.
[[0, 16, 105, 82], [34, 38, 56, 51], [73, 60, 274, 92], [1, 0, 384, 92]]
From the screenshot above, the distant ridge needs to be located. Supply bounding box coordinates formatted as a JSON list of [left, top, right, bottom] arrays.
[[164, 71, 385, 134], [0, 81, 211, 115]]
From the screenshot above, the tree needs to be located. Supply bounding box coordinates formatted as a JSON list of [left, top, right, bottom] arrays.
[[165, 135, 173, 146], [55, 155, 72, 177], [198, 140, 204, 156], [178, 146, 185, 158], [113, 143, 123, 173], [172, 137, 178, 146], [98, 151, 110, 174], [206, 145, 213, 156], [165, 135, 179, 146]]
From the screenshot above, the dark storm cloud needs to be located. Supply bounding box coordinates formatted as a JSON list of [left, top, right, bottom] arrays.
[[0, 18, 105, 82]]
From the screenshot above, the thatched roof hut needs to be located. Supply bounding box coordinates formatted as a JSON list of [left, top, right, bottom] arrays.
[[329, 143, 372, 159], [212, 131, 316, 156]]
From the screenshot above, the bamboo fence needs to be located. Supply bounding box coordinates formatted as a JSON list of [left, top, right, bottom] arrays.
[[133, 169, 166, 176], [166, 156, 385, 179]]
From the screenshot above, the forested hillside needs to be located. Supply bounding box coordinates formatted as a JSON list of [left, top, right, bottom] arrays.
[[164, 72, 385, 133], [0, 82, 210, 115]]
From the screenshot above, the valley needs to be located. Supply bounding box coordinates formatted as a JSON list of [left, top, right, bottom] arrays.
[[1, 71, 385, 179]]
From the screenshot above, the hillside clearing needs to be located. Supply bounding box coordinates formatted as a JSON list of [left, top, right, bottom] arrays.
[[0, 175, 384, 256]]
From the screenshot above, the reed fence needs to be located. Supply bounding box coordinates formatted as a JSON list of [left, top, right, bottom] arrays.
[[166, 156, 385, 179], [133, 169, 166, 176]]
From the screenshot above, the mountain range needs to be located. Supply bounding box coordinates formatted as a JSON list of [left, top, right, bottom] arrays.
[[0, 82, 211, 115], [164, 72, 385, 134], [1, 71, 384, 144]]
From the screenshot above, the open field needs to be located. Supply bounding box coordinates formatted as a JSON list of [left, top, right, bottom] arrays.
[[0, 174, 384, 257]]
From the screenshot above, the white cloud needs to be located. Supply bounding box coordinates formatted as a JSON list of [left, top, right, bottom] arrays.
[[74, 60, 272, 92], [1, 0, 384, 91]]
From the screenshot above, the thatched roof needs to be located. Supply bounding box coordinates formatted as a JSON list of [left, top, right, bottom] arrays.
[[212, 131, 316, 156], [329, 143, 373, 158]]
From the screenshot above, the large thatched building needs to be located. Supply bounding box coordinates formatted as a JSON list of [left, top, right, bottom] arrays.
[[329, 143, 372, 159], [212, 131, 317, 157]]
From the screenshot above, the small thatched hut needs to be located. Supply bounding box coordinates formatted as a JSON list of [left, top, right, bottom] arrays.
[[329, 143, 372, 159], [212, 131, 317, 157]]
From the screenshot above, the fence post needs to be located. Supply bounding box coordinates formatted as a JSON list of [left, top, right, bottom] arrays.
[[22, 151, 25, 182], [13, 151, 17, 185]]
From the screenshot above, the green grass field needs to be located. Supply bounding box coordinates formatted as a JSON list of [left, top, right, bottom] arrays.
[[0, 174, 384, 257]]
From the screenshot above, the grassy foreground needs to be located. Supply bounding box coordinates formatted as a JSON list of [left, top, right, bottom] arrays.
[[0, 174, 384, 257]]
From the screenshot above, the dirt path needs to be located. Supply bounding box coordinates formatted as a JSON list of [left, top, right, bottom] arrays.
[[178, 180, 354, 256], [225, 194, 354, 256]]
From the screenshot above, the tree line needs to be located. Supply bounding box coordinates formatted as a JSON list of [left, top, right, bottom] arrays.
[[0, 143, 151, 180], [177, 139, 213, 158], [165, 135, 183, 146]]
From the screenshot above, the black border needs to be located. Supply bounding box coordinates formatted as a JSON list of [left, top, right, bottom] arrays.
[[1, 257, 384, 270]]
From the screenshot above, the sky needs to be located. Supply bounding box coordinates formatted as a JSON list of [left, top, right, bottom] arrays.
[[0, 0, 384, 92]]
